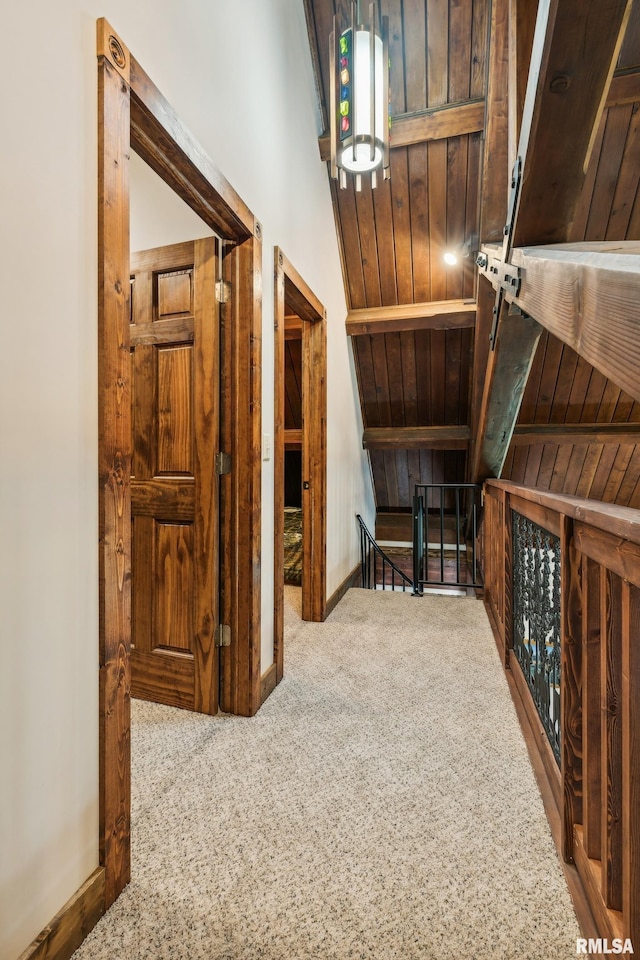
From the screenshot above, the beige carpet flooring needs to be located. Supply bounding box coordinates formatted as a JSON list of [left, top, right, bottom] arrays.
[[72, 587, 580, 959]]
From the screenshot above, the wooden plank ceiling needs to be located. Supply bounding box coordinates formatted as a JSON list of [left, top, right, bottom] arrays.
[[303, 0, 640, 512], [502, 7, 640, 511]]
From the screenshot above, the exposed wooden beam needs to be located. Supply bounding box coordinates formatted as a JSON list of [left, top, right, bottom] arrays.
[[346, 299, 476, 336], [480, 0, 509, 243], [284, 428, 302, 449], [285, 319, 303, 341], [471, 302, 543, 482], [390, 99, 485, 149], [362, 426, 470, 450], [512, 423, 640, 445], [318, 98, 485, 162], [607, 69, 640, 107], [474, 0, 632, 483], [512, 0, 633, 247], [503, 241, 640, 404]]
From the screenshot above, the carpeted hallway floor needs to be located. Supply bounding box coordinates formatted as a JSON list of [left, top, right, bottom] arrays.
[[73, 588, 580, 959]]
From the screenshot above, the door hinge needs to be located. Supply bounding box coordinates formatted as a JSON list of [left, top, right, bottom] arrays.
[[215, 624, 231, 648], [215, 452, 232, 475], [215, 280, 231, 303]]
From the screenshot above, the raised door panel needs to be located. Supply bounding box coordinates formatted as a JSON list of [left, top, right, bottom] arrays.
[[154, 521, 194, 653], [129, 238, 218, 714], [156, 345, 194, 475]]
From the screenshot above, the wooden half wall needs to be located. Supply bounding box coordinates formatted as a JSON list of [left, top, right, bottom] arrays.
[[483, 480, 640, 948]]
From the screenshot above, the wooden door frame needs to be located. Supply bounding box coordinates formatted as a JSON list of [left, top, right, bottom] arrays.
[[97, 19, 262, 910], [274, 248, 327, 680]]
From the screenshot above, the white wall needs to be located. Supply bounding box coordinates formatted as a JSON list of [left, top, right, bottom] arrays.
[[129, 152, 215, 251], [0, 1, 373, 957]]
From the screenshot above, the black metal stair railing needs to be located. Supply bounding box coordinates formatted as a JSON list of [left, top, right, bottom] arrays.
[[511, 510, 561, 765], [412, 484, 482, 594], [356, 514, 414, 592]]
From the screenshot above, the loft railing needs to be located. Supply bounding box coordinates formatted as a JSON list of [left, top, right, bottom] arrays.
[[356, 514, 414, 592], [512, 511, 561, 765], [412, 483, 482, 593], [482, 479, 640, 949]]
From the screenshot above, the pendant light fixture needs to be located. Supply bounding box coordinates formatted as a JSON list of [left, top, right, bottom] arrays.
[[330, 1, 390, 191]]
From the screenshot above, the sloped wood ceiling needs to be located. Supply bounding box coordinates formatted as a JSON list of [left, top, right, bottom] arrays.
[[304, 0, 487, 510], [502, 5, 640, 509], [304, 0, 640, 511]]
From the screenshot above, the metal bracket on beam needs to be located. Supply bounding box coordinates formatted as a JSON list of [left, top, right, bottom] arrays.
[[477, 155, 523, 350], [476, 253, 522, 298], [502, 156, 522, 257]]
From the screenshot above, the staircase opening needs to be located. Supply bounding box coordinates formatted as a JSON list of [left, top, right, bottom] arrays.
[[359, 484, 483, 596]]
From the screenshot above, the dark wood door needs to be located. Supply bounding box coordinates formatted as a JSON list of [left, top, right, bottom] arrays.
[[130, 238, 219, 714]]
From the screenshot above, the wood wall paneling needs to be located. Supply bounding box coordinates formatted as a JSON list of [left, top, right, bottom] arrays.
[[312, 0, 640, 509], [619, 0, 640, 69], [483, 478, 640, 944], [307, 0, 486, 314], [512, 0, 632, 248]]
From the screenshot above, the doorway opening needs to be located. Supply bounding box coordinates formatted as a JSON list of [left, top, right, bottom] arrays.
[[129, 233, 220, 713], [283, 315, 303, 587], [274, 248, 327, 682], [98, 18, 263, 910]]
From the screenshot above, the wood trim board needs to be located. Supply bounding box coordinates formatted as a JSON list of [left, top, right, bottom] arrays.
[[260, 663, 278, 705], [325, 563, 361, 618], [273, 249, 286, 684], [486, 478, 640, 548], [17, 869, 105, 960], [97, 22, 132, 908]]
